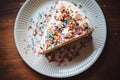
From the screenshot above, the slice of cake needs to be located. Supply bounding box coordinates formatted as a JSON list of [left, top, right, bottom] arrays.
[[38, 1, 94, 55]]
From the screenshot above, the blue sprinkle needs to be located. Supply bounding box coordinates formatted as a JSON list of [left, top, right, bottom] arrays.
[[44, 14, 47, 17], [65, 20, 69, 24], [79, 5, 83, 8], [53, 27, 57, 30], [72, 2, 76, 6], [54, 16, 56, 19], [74, 3, 77, 6], [74, 32, 78, 35], [51, 6, 54, 9], [74, 26, 78, 29], [50, 44, 55, 48], [30, 18, 33, 22], [47, 32, 54, 39], [36, 23, 38, 28], [58, 41, 61, 45], [39, 29, 42, 32], [27, 44, 31, 48], [39, 13, 42, 18], [63, 24, 66, 28], [31, 38, 35, 46], [40, 22, 43, 24], [49, 35, 54, 39], [47, 32, 50, 37]]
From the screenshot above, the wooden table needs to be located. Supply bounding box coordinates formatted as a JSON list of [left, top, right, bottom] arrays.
[[0, 0, 120, 80]]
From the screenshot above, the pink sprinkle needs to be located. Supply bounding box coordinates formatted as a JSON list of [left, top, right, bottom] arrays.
[[61, 34, 64, 38], [36, 19, 40, 24], [45, 19, 49, 22], [60, 59, 64, 63], [38, 51, 41, 56], [64, 64, 67, 66], [29, 22, 32, 25], [41, 11, 44, 14], [55, 1, 58, 4], [33, 49, 36, 54], [36, 28, 39, 32], [78, 6, 80, 9], [66, 24, 71, 28], [77, 18, 82, 21], [39, 32, 43, 36]]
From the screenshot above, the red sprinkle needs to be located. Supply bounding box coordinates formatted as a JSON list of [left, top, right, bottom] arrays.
[[78, 29, 83, 34], [59, 59, 64, 63]]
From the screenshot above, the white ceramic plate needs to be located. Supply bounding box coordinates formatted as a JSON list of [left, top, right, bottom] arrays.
[[14, 0, 107, 78]]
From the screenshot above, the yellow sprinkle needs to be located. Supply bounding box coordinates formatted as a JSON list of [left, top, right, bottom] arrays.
[[48, 40, 52, 43], [55, 36, 60, 40], [27, 26, 31, 30], [73, 29, 76, 32], [35, 41, 40, 44], [68, 5, 71, 8], [24, 48, 30, 51], [32, 30, 36, 36]]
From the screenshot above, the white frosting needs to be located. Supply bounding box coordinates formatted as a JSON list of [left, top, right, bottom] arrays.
[[55, 21, 63, 28], [56, 4, 65, 12], [62, 27, 69, 34], [73, 13, 80, 20], [56, 12, 64, 20], [62, 27, 72, 38]]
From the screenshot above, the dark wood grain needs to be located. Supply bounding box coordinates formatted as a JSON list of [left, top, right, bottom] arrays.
[[0, 0, 120, 80]]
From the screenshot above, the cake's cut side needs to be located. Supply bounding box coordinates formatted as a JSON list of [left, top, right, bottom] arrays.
[[38, 1, 94, 55]]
